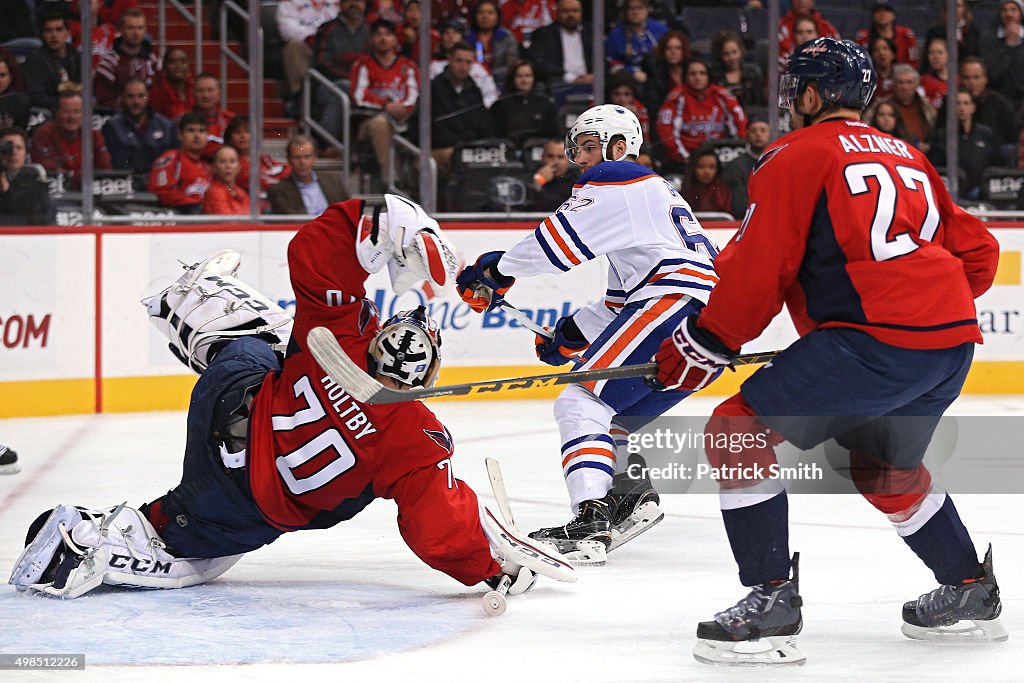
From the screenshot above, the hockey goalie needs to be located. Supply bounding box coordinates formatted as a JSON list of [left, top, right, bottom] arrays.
[[9, 195, 575, 603]]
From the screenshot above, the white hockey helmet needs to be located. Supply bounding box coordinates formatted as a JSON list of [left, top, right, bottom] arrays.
[[368, 306, 443, 388], [565, 104, 644, 163]]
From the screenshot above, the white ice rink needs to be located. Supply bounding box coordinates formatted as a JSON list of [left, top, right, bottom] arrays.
[[1, 396, 1022, 682]]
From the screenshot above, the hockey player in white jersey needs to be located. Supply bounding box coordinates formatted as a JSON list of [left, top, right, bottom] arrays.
[[456, 105, 722, 564]]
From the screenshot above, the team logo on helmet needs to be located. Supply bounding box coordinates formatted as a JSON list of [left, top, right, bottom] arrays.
[[368, 306, 442, 388]]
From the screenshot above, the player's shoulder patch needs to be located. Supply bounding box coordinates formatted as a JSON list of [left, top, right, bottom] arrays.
[[423, 427, 453, 454], [576, 161, 657, 187], [751, 143, 790, 176]]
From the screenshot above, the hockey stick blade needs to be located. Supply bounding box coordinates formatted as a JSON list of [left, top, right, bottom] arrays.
[[307, 326, 776, 404], [485, 458, 516, 529]]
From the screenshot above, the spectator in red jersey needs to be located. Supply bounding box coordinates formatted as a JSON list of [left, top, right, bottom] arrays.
[[639, 29, 689, 116], [399, 1, 440, 59], [655, 57, 748, 172], [711, 30, 765, 109], [313, 0, 370, 140], [30, 90, 112, 188], [680, 146, 735, 217], [778, 15, 820, 72], [0, 51, 30, 130], [920, 36, 949, 109], [67, 0, 120, 67], [889, 64, 936, 152], [277, 0, 340, 107], [350, 19, 419, 189], [854, 2, 918, 69], [94, 8, 160, 109], [777, 0, 838, 64], [466, 0, 518, 90], [149, 48, 196, 121], [202, 145, 251, 215], [870, 36, 896, 101], [981, 0, 1024, 109], [925, 0, 980, 66], [192, 73, 235, 159], [501, 0, 556, 45], [224, 116, 290, 196], [490, 59, 558, 145], [19, 11, 82, 112], [149, 112, 213, 213]]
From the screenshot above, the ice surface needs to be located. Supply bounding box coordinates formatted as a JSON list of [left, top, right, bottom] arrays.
[[1, 397, 1022, 682]]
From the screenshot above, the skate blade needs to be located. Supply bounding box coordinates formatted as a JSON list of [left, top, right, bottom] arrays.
[[693, 635, 806, 666], [902, 618, 1009, 643], [608, 502, 665, 553], [0, 464, 21, 475], [535, 539, 608, 567]]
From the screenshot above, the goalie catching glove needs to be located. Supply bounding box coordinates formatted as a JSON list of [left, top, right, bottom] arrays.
[[456, 251, 516, 312], [356, 194, 459, 295], [649, 315, 733, 392], [536, 315, 589, 366]]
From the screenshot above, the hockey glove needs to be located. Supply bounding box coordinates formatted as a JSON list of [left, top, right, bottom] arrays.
[[648, 315, 733, 392], [536, 315, 589, 366], [456, 251, 516, 312]]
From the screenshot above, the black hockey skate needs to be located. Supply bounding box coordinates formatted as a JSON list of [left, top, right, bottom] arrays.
[[606, 455, 664, 552], [528, 499, 612, 566], [0, 445, 19, 474], [902, 544, 1008, 642], [693, 553, 806, 666]]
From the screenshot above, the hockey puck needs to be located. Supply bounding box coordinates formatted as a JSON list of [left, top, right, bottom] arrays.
[[482, 590, 507, 617]]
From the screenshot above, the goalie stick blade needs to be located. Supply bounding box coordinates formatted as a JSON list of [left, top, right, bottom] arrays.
[[485, 458, 517, 529], [307, 327, 777, 405], [306, 327, 385, 403]]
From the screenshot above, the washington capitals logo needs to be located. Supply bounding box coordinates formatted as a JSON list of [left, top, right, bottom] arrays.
[[752, 144, 789, 175], [802, 44, 829, 56], [424, 427, 453, 454]]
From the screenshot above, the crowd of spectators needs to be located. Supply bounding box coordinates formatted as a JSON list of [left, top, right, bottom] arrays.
[[4, 0, 1024, 221]]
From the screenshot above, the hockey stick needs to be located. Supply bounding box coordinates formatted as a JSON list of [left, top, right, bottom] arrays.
[[498, 301, 553, 340], [306, 326, 778, 405]]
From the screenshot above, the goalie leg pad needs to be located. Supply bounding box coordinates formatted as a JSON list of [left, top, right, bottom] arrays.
[[143, 250, 293, 372], [10, 503, 242, 599]]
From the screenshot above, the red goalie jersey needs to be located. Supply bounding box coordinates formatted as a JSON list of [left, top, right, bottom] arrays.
[[699, 118, 999, 353], [245, 199, 500, 585]]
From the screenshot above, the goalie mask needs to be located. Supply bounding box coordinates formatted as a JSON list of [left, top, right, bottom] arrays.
[[368, 306, 442, 388], [565, 104, 644, 164]]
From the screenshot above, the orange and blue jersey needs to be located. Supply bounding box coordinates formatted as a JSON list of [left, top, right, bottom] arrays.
[[497, 161, 719, 340]]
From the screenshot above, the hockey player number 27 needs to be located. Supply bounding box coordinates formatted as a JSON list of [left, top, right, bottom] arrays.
[[271, 375, 357, 495], [844, 162, 940, 261]]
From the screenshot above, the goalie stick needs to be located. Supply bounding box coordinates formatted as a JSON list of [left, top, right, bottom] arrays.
[[306, 327, 778, 404], [482, 458, 515, 616]]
